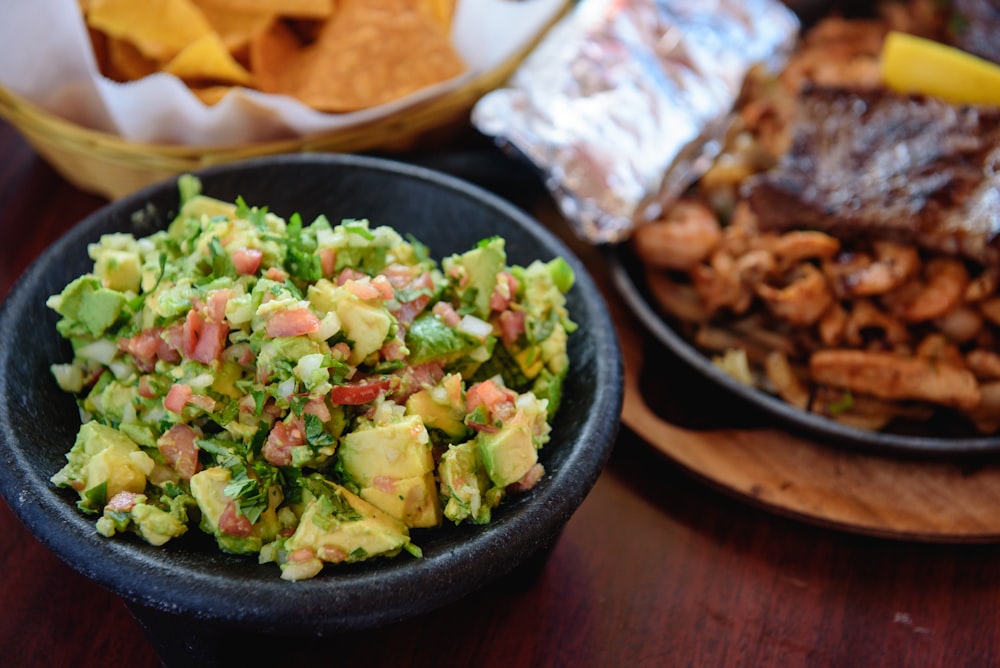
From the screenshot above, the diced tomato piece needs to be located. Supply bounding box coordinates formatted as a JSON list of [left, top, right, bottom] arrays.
[[468, 421, 500, 434], [391, 272, 434, 325], [206, 289, 231, 322], [190, 394, 217, 412], [394, 361, 446, 403], [192, 320, 229, 364], [381, 263, 416, 288], [508, 462, 545, 492], [263, 417, 305, 466], [265, 307, 320, 338], [119, 329, 160, 360], [336, 268, 367, 285], [394, 299, 427, 326], [164, 383, 193, 414], [318, 545, 348, 563], [329, 378, 392, 405], [158, 424, 202, 481], [105, 491, 143, 512], [265, 266, 288, 282], [120, 328, 177, 372], [287, 547, 316, 563], [137, 375, 157, 399], [489, 272, 519, 312], [372, 275, 395, 300], [379, 338, 407, 362], [432, 301, 461, 327], [219, 502, 253, 537], [231, 248, 263, 275], [304, 397, 331, 422], [222, 342, 255, 366], [161, 322, 185, 357], [466, 379, 517, 421], [498, 309, 526, 346], [373, 475, 397, 494], [344, 279, 381, 300], [331, 342, 351, 360], [181, 308, 204, 360], [155, 336, 180, 364], [318, 248, 336, 276]]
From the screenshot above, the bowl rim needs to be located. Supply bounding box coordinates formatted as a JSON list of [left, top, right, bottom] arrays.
[[0, 152, 623, 632]]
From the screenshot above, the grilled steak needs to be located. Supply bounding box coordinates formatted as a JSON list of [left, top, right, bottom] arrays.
[[743, 86, 1000, 265]]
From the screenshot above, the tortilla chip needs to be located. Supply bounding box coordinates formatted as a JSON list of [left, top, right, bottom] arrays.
[[198, 0, 334, 19], [249, 20, 306, 91], [193, 0, 276, 54], [162, 31, 254, 85], [105, 36, 160, 81], [190, 85, 234, 105], [82, 0, 466, 114], [415, 0, 458, 33], [86, 26, 111, 77], [262, 0, 466, 112], [87, 0, 213, 61]]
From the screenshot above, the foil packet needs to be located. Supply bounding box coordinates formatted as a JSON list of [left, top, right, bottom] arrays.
[[472, 0, 800, 244]]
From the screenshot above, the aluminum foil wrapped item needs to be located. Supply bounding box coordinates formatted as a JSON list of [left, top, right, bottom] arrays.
[[472, 0, 800, 244]]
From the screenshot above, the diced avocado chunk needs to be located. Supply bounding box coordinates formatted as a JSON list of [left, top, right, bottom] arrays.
[[93, 248, 142, 294], [339, 414, 442, 528], [47, 275, 127, 338], [307, 278, 393, 364], [338, 298, 393, 365], [51, 421, 155, 511], [256, 336, 325, 381], [443, 237, 505, 319], [280, 481, 414, 581], [477, 416, 539, 488], [95, 491, 191, 546], [190, 467, 231, 533], [359, 472, 441, 530], [129, 502, 187, 546], [405, 373, 467, 440], [179, 193, 239, 221], [439, 441, 498, 525], [190, 467, 282, 554]]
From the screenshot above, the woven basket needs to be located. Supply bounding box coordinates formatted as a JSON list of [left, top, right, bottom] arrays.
[[0, 5, 567, 201]]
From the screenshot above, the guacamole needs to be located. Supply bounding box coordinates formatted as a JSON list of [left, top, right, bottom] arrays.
[[48, 176, 576, 581]]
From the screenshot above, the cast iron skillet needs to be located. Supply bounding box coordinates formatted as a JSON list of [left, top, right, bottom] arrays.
[[609, 244, 1000, 459], [0, 153, 623, 635]]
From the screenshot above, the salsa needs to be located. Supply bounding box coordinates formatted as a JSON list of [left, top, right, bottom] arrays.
[[47, 176, 576, 581]]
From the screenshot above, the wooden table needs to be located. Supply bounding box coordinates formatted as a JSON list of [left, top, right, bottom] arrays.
[[4, 119, 1000, 667]]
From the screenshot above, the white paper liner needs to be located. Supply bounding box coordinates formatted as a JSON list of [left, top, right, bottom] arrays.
[[0, 0, 566, 146]]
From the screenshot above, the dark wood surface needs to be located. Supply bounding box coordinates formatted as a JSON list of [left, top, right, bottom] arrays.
[[4, 119, 1000, 668]]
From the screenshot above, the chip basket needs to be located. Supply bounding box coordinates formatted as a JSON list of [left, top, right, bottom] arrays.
[[0, 3, 568, 201]]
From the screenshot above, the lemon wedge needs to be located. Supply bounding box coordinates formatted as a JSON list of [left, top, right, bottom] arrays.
[[880, 31, 1000, 107]]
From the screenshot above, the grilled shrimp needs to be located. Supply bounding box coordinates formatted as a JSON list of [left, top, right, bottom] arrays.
[[632, 199, 723, 271]]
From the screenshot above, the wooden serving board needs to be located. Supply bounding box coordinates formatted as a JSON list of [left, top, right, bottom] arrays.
[[615, 303, 1000, 543], [532, 193, 1000, 543]]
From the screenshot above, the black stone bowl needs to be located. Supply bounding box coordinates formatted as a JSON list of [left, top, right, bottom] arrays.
[[0, 154, 623, 636]]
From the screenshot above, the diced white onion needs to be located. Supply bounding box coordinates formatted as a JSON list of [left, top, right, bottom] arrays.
[[294, 353, 325, 386], [188, 373, 215, 390], [108, 360, 133, 380], [309, 311, 341, 341], [121, 399, 137, 425], [50, 364, 84, 393], [77, 339, 118, 366], [457, 314, 493, 340], [277, 377, 296, 399]]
